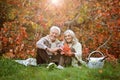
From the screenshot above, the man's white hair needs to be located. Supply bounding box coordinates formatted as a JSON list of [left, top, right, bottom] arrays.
[[50, 26, 61, 35], [64, 29, 78, 43]]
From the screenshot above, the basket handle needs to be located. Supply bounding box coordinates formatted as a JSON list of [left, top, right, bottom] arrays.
[[87, 51, 104, 60]]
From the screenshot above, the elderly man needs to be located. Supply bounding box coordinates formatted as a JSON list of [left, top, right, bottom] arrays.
[[36, 26, 64, 69]]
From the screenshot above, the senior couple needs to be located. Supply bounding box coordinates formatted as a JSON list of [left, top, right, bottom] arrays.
[[36, 26, 86, 69]]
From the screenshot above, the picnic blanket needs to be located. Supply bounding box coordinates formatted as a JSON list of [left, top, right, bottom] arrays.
[[15, 58, 37, 66]]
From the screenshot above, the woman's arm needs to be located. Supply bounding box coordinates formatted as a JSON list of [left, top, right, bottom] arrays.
[[73, 42, 82, 59]]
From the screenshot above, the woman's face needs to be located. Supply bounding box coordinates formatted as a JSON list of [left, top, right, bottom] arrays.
[[64, 33, 73, 43]]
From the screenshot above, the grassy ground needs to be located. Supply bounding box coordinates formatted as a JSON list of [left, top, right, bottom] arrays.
[[0, 57, 120, 80]]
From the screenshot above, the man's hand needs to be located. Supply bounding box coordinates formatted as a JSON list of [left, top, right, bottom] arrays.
[[47, 47, 61, 55]]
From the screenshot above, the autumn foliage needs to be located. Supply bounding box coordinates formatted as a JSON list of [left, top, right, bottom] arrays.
[[0, 0, 119, 63], [1, 21, 36, 59], [61, 44, 72, 56]]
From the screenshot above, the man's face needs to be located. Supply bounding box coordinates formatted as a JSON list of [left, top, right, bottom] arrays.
[[49, 29, 59, 42]]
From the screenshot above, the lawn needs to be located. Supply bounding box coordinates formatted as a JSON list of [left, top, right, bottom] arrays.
[[0, 57, 120, 80]]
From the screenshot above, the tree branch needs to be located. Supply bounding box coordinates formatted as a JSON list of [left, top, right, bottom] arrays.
[[96, 34, 112, 51], [64, 13, 80, 27]]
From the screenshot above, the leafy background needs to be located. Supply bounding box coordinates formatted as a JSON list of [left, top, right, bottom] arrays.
[[0, 0, 120, 63]]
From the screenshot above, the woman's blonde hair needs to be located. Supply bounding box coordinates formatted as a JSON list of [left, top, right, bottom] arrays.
[[64, 29, 78, 43]]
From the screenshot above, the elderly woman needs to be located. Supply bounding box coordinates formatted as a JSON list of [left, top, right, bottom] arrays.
[[61, 29, 86, 67]]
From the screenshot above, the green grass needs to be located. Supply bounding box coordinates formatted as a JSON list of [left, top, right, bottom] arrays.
[[0, 57, 120, 80]]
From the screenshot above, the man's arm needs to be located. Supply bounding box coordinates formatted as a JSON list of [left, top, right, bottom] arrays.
[[36, 37, 48, 50]]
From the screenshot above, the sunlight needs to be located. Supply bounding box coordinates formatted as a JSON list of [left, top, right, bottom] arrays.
[[51, 0, 59, 5], [50, 0, 63, 6]]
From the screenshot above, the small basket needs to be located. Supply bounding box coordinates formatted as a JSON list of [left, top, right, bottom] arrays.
[[87, 51, 105, 68]]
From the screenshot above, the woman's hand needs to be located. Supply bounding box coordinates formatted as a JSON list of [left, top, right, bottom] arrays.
[[60, 50, 74, 57], [66, 51, 74, 57]]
